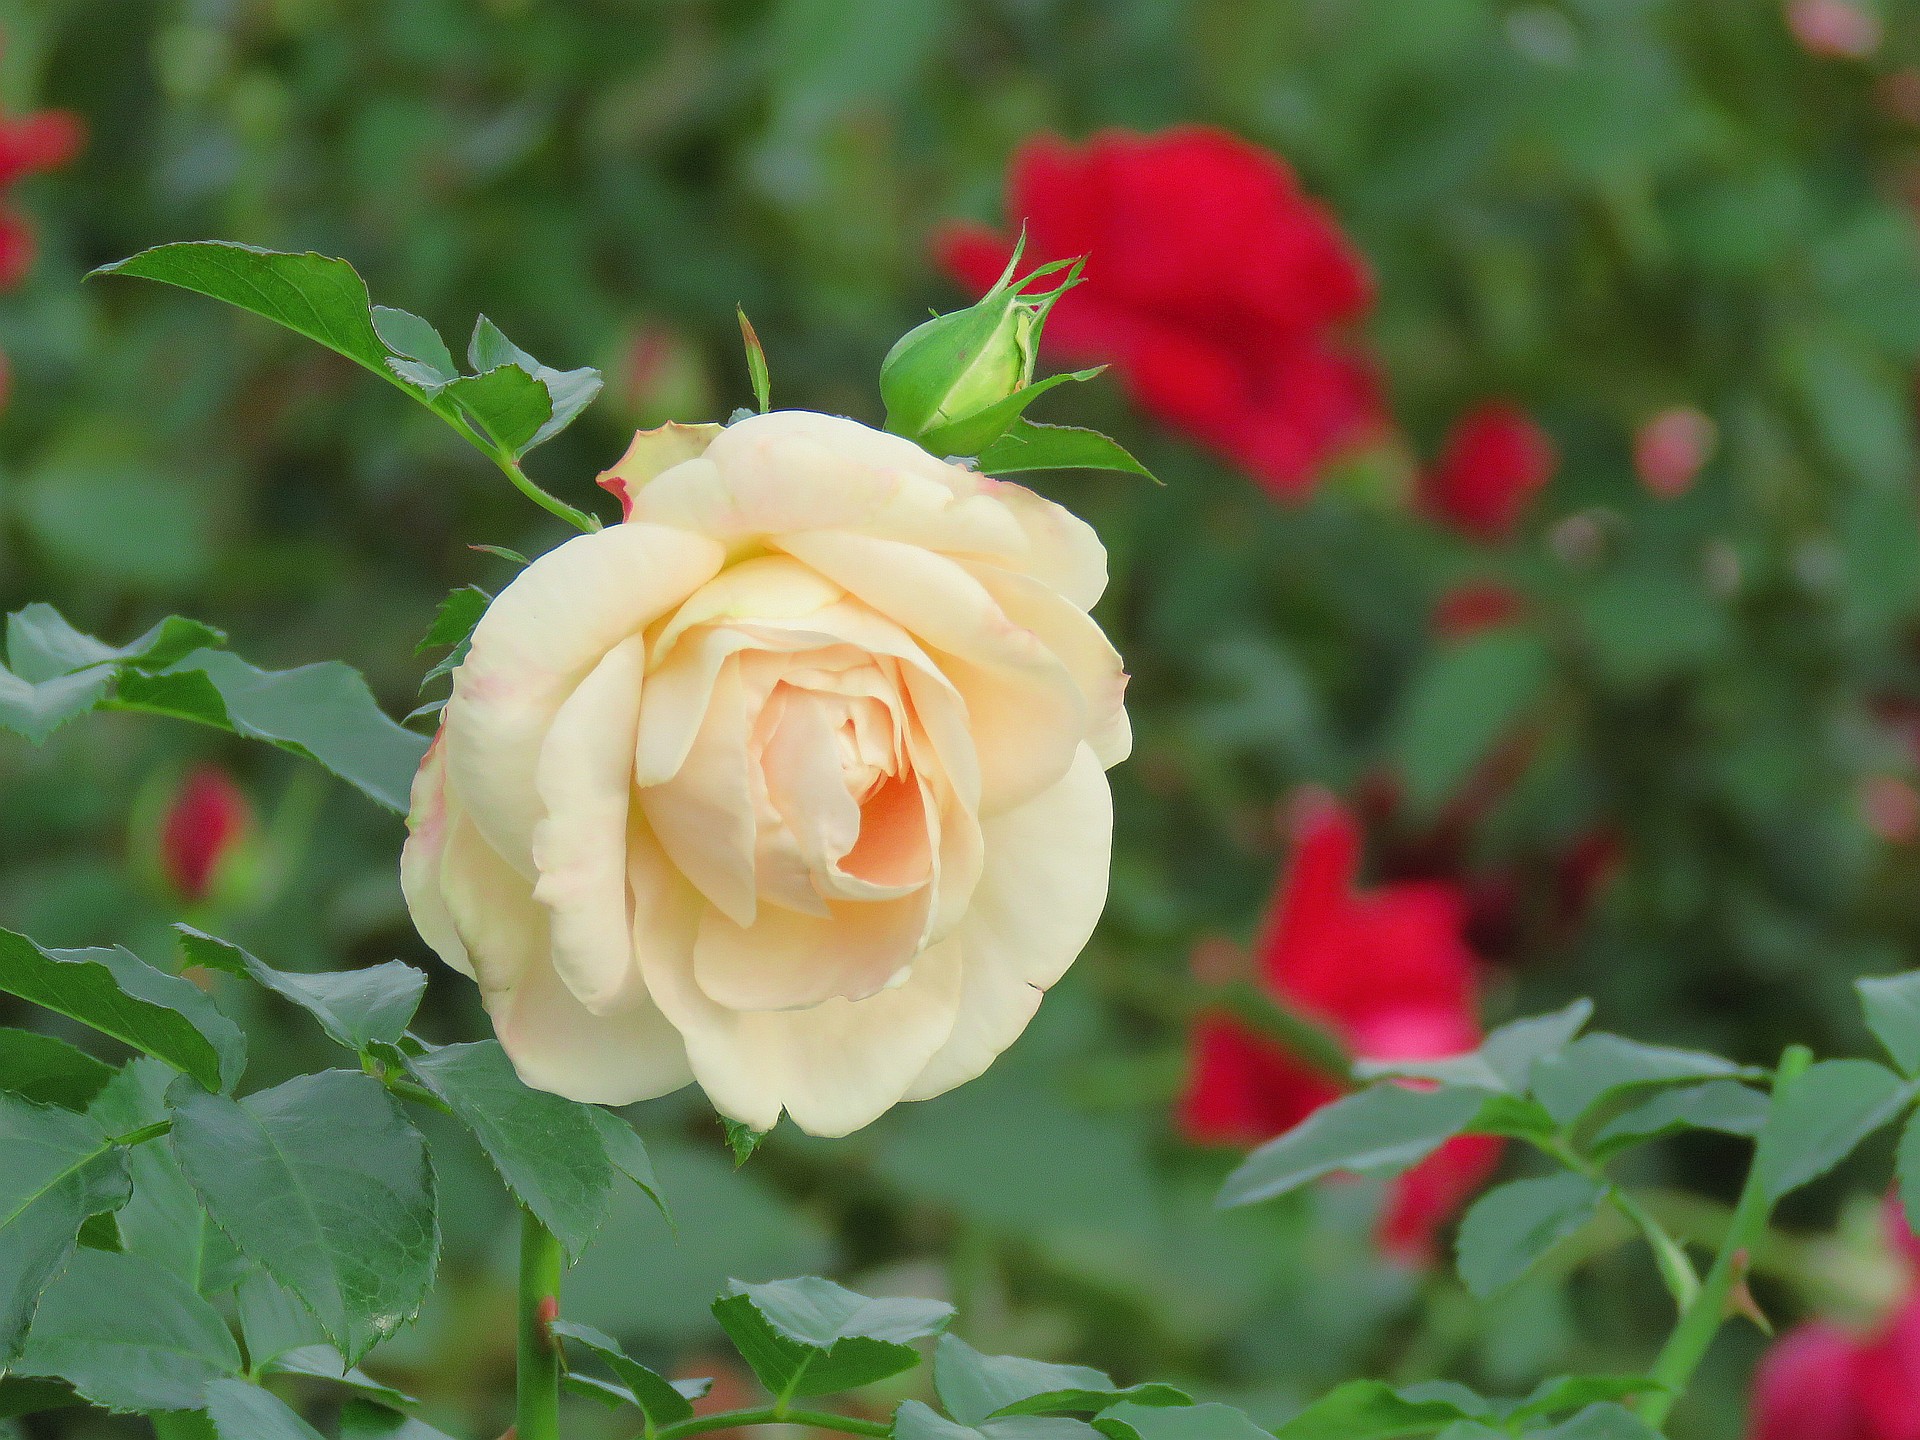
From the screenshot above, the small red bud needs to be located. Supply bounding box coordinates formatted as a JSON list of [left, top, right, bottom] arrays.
[[1634, 407, 1716, 499], [159, 766, 252, 903]]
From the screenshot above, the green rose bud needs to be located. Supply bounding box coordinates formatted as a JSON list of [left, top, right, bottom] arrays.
[[880, 243, 1085, 457]]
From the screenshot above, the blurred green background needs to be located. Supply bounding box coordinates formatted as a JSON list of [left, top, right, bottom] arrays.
[[9, 1, 1920, 1436]]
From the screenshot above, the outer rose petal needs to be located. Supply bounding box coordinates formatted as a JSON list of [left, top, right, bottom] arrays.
[[447, 522, 723, 875], [635, 817, 966, 1136], [596, 421, 723, 519], [631, 412, 1028, 563], [531, 634, 647, 1013], [904, 743, 1113, 1100], [399, 730, 472, 980], [486, 843, 696, 1106]]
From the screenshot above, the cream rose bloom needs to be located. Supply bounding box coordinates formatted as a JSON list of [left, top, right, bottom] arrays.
[[400, 411, 1127, 1136]]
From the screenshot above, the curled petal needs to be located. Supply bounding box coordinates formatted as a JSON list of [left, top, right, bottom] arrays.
[[448, 522, 723, 875], [531, 635, 647, 1013], [780, 530, 1085, 813], [639, 656, 759, 926], [596, 422, 723, 519]]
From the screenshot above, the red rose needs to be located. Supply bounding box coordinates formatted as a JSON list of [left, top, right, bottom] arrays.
[[1748, 1321, 1876, 1440], [936, 127, 1382, 498], [0, 108, 83, 187], [159, 765, 252, 903], [1179, 798, 1502, 1260], [1422, 403, 1557, 541]]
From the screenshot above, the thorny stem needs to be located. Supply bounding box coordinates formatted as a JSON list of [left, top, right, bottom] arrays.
[[1636, 1045, 1814, 1430], [517, 1208, 565, 1440]]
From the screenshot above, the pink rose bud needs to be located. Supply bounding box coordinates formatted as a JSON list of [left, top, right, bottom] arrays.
[[1861, 775, 1920, 844], [160, 765, 252, 903], [1634, 407, 1717, 499], [1787, 0, 1881, 57], [0, 109, 83, 186]]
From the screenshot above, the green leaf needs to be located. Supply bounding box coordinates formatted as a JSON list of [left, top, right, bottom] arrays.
[[203, 1379, 328, 1440], [1217, 1084, 1491, 1209], [338, 1398, 462, 1440], [371, 306, 457, 384], [90, 242, 392, 375], [416, 586, 489, 657], [261, 1345, 417, 1406], [1530, 1034, 1751, 1126], [442, 363, 553, 455], [1894, 1109, 1920, 1247], [7, 604, 225, 681], [921, 369, 1102, 458], [725, 1116, 769, 1166], [895, 1398, 1100, 1440], [551, 1319, 709, 1424], [712, 1275, 953, 1398], [1524, 1404, 1663, 1439], [933, 1335, 1189, 1426], [402, 1040, 657, 1259], [120, 649, 428, 814], [87, 1060, 243, 1293], [167, 1070, 438, 1363], [1591, 1080, 1772, 1158], [1756, 1059, 1912, 1203], [1386, 629, 1553, 819], [177, 928, 425, 1053], [1508, 1378, 1663, 1425], [1270, 1379, 1490, 1439], [0, 665, 111, 743], [0, 930, 245, 1092], [1859, 973, 1920, 1077], [12, 1248, 242, 1411], [975, 421, 1155, 480], [1095, 1404, 1269, 1440], [0, 1095, 131, 1361], [737, 308, 772, 413], [0, 1029, 115, 1110], [1455, 1174, 1607, 1298], [1355, 1002, 1594, 1095]]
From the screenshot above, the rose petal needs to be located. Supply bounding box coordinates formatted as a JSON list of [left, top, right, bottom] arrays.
[[399, 729, 473, 980], [596, 422, 723, 519], [447, 522, 723, 875], [639, 655, 759, 927], [639, 874, 965, 1136], [905, 743, 1111, 1100], [486, 864, 697, 1106], [692, 886, 933, 1013], [780, 530, 1085, 813], [961, 558, 1130, 767], [531, 634, 646, 1013], [631, 411, 1029, 561]]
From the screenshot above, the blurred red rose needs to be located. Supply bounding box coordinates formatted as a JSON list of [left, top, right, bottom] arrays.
[[1747, 1196, 1920, 1440], [1787, 0, 1881, 58], [1422, 403, 1557, 541], [159, 766, 252, 903], [936, 126, 1382, 498], [1179, 797, 1502, 1260], [1432, 581, 1527, 639], [1634, 406, 1716, 499], [0, 108, 82, 186]]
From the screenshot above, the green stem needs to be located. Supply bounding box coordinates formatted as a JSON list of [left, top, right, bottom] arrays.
[[111, 1120, 173, 1148], [1635, 1046, 1813, 1430], [655, 1407, 891, 1440], [517, 1208, 565, 1440], [1208, 981, 1354, 1087], [487, 447, 602, 534]]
